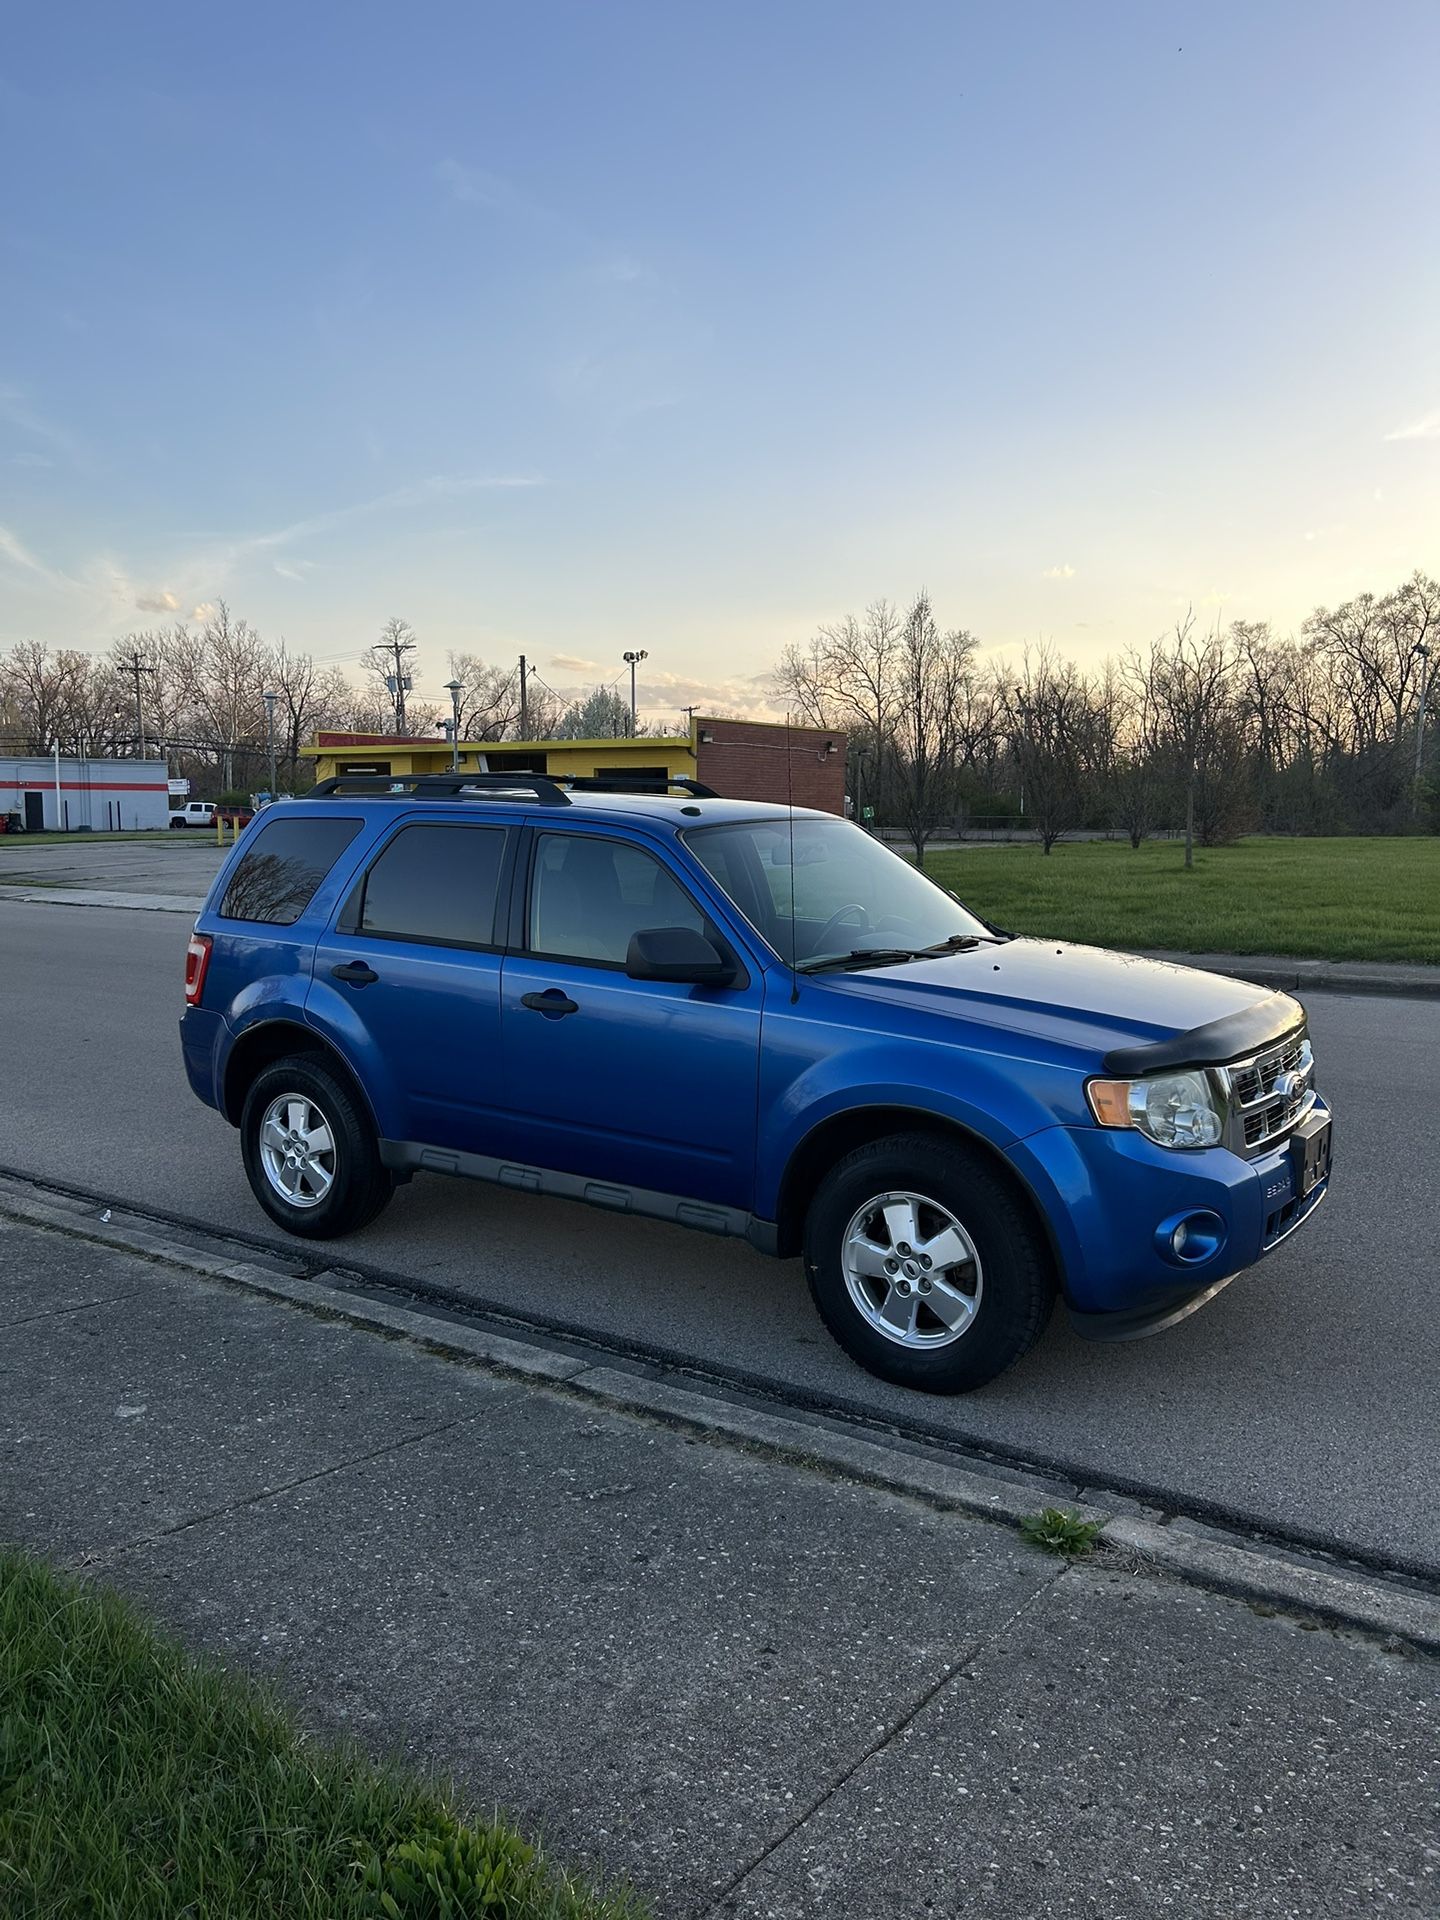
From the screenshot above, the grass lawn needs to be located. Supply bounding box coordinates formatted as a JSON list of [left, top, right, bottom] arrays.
[[920, 835, 1440, 965], [0, 1549, 645, 1920]]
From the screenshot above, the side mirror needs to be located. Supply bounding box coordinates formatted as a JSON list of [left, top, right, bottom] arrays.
[[626, 926, 736, 986]]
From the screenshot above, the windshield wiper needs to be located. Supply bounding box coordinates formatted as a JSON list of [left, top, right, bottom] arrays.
[[797, 947, 924, 975], [912, 934, 987, 957]]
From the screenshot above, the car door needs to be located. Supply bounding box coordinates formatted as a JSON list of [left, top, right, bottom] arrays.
[[308, 817, 516, 1155], [499, 825, 763, 1209]]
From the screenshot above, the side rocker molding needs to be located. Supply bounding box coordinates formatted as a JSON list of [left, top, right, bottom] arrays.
[[378, 1138, 780, 1250]]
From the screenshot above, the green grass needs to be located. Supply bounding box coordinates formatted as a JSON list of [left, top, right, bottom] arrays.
[[921, 836, 1440, 965], [0, 1549, 646, 1920], [1018, 1509, 1104, 1559]]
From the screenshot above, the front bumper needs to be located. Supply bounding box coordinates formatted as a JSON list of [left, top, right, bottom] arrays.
[[1007, 1096, 1332, 1334]]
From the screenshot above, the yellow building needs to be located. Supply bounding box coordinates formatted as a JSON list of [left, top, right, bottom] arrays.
[[302, 728, 698, 787], [300, 715, 848, 812]]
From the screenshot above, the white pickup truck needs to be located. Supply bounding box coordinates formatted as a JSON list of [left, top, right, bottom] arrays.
[[168, 801, 217, 830]]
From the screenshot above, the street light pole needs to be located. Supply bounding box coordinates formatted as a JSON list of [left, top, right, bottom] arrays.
[[262, 690, 277, 798], [445, 680, 464, 771], [622, 650, 648, 736]]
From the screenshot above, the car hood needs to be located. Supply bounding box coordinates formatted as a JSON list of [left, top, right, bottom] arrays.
[[822, 937, 1289, 1066]]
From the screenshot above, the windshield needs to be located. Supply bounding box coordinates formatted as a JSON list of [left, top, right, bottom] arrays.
[[686, 817, 994, 970]]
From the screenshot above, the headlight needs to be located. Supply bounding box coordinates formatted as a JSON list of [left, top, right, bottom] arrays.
[[1086, 1069, 1225, 1149]]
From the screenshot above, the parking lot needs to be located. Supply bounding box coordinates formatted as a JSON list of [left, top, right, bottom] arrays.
[[2, 860, 1436, 1581]]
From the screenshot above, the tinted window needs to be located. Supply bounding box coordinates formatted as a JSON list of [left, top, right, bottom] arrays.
[[219, 816, 362, 925], [359, 824, 506, 947], [531, 833, 704, 965]]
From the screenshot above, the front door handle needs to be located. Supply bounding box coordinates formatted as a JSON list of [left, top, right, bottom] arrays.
[[331, 961, 379, 987], [521, 989, 579, 1018]]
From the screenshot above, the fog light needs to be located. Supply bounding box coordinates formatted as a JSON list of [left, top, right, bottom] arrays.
[[1154, 1209, 1226, 1267]]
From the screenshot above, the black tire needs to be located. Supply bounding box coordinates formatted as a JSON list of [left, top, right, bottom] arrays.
[[802, 1132, 1056, 1393], [240, 1054, 394, 1240]]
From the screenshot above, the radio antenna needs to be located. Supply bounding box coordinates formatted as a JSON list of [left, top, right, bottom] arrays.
[[786, 713, 799, 1004]]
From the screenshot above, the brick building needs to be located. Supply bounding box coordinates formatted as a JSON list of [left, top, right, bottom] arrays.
[[693, 718, 846, 813], [303, 715, 847, 814]]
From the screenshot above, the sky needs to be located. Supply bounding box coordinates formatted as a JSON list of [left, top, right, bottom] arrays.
[[3, 1, 1438, 724]]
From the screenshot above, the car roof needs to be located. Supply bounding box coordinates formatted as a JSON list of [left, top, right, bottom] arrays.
[[270, 791, 834, 832]]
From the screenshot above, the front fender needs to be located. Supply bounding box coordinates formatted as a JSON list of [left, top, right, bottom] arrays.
[[753, 1015, 1084, 1221]]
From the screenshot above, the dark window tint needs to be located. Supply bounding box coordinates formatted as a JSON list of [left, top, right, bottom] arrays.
[[360, 824, 505, 947], [219, 816, 362, 926], [530, 833, 704, 964]]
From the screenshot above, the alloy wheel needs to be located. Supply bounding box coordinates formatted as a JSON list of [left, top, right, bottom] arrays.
[[840, 1188, 984, 1347]]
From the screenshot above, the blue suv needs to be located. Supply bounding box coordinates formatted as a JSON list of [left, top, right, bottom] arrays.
[[180, 774, 1332, 1393]]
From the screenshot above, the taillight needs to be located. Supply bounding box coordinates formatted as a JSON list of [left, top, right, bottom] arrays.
[[184, 933, 213, 1007]]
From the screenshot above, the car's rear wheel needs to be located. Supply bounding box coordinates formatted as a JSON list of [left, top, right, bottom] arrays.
[[240, 1055, 393, 1239], [803, 1132, 1056, 1392]]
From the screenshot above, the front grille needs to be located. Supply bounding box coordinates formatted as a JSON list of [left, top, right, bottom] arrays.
[[1222, 1029, 1314, 1153]]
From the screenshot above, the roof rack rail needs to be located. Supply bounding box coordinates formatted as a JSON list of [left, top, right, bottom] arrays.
[[305, 773, 571, 806], [561, 775, 719, 799]]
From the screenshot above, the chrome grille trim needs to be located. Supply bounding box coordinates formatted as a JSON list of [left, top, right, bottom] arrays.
[[1216, 1029, 1315, 1156]]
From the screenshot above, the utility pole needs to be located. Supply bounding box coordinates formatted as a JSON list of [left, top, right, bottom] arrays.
[[622, 650, 648, 737], [120, 650, 156, 760], [374, 623, 416, 734], [518, 655, 529, 739]]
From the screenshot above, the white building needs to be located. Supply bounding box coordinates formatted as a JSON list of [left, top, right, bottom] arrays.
[[0, 757, 171, 832]]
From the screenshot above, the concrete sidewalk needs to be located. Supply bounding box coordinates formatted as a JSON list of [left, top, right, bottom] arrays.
[[1, 1210, 1435, 1917], [1140, 949, 1440, 999]]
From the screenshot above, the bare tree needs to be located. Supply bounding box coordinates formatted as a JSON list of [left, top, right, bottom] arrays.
[[447, 653, 523, 740], [1006, 648, 1098, 854], [889, 593, 976, 866]]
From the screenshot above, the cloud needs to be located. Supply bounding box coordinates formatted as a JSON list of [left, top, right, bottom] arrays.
[[435, 160, 552, 224], [1383, 409, 1440, 442], [190, 602, 216, 623], [1042, 563, 1076, 580], [273, 559, 318, 582], [634, 668, 787, 725], [594, 253, 654, 285], [550, 653, 603, 674], [134, 589, 180, 613], [0, 524, 73, 592], [0, 385, 90, 469]]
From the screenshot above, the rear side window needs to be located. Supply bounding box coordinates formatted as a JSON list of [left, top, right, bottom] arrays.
[[359, 823, 506, 948], [219, 816, 362, 925]]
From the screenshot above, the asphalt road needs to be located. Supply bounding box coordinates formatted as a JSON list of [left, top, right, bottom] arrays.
[[2, 895, 1436, 1577]]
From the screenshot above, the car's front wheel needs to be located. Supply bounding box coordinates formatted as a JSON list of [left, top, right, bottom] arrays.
[[803, 1132, 1056, 1393], [240, 1055, 394, 1239]]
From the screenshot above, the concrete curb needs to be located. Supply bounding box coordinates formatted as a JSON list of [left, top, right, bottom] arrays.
[[4, 1174, 1438, 1655], [1140, 949, 1440, 999], [0, 887, 204, 914]]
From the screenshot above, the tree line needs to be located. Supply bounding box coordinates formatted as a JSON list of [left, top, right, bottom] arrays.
[[0, 610, 656, 800], [774, 572, 1439, 863]]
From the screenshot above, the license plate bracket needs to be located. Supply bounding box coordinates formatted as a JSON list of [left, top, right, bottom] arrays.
[[1290, 1110, 1332, 1199]]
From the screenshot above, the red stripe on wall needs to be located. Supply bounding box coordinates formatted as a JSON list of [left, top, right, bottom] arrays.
[[9, 780, 174, 793]]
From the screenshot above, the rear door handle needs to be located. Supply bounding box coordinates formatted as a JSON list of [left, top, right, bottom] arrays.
[[331, 961, 379, 987], [521, 989, 578, 1017]]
